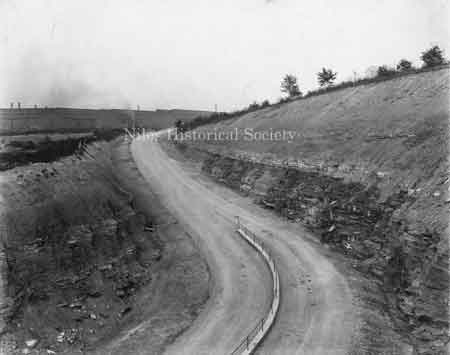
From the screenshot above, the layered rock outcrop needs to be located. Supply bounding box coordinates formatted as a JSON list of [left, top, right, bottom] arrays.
[[167, 67, 450, 354], [198, 150, 449, 354]]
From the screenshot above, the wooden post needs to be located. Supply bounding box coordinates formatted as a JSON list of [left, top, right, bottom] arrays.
[[235, 216, 240, 229]]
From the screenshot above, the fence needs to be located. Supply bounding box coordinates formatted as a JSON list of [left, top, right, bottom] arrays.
[[231, 217, 280, 355]]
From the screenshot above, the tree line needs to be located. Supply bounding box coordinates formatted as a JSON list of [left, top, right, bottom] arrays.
[[280, 45, 447, 100], [176, 45, 447, 133]]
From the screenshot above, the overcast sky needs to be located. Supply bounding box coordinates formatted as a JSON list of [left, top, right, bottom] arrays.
[[1, 0, 449, 111]]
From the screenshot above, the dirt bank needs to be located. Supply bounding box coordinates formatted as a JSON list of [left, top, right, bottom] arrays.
[[0, 137, 209, 354], [166, 67, 450, 355], [0, 130, 122, 171], [167, 139, 448, 354], [161, 139, 411, 354]]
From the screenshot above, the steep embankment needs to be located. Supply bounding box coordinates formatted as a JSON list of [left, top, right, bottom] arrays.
[[176, 68, 450, 354], [0, 137, 209, 354]]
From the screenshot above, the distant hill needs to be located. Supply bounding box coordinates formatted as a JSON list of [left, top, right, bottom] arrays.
[[0, 108, 212, 135]]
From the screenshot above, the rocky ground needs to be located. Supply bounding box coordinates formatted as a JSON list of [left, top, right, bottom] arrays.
[[0, 135, 209, 354], [196, 149, 448, 354], [164, 67, 450, 355], [161, 139, 412, 355]]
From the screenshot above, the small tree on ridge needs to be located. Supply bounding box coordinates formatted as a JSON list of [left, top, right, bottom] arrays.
[[281, 74, 301, 98], [317, 67, 337, 87], [421, 45, 446, 68]]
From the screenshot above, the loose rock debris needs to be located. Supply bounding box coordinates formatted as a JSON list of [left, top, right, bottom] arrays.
[[0, 138, 163, 353]]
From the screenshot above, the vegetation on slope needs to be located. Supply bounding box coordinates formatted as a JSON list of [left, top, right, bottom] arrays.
[[172, 67, 450, 354], [177, 45, 448, 133]]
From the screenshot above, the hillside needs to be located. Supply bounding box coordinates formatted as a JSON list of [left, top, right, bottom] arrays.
[[0, 137, 209, 354], [174, 68, 450, 354], [192, 69, 448, 180]]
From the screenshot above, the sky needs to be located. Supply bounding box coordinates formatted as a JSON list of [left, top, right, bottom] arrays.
[[1, 0, 449, 111]]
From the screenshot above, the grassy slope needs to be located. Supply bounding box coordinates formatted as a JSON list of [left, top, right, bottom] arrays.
[[195, 69, 449, 196]]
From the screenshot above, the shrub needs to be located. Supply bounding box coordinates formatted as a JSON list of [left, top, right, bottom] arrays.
[[261, 99, 270, 108], [397, 59, 413, 72], [421, 45, 446, 67], [377, 65, 397, 77], [277, 97, 290, 105]]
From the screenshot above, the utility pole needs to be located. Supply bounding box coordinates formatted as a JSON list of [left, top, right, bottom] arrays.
[[132, 109, 136, 135]]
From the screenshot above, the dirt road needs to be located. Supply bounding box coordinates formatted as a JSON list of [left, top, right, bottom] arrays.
[[132, 136, 357, 355]]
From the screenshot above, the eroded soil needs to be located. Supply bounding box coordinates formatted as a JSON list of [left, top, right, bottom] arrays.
[[0, 136, 209, 354]]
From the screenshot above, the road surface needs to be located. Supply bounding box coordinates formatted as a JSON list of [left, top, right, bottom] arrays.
[[131, 135, 357, 355]]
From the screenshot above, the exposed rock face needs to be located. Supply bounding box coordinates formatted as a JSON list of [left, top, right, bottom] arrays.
[[0, 140, 162, 353], [170, 68, 450, 354], [200, 152, 449, 354]]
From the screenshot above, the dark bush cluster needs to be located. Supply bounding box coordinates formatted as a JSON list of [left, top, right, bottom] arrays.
[[377, 65, 398, 78], [421, 45, 446, 68], [397, 59, 413, 72]]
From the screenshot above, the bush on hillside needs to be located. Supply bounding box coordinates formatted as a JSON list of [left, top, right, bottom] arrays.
[[397, 59, 413, 72], [377, 65, 397, 78], [277, 97, 290, 105], [421, 45, 446, 68], [261, 99, 270, 108]]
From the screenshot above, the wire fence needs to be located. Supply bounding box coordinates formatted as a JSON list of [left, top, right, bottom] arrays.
[[231, 217, 280, 355]]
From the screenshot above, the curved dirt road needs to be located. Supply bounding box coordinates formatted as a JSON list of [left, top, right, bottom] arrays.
[[132, 136, 357, 355]]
